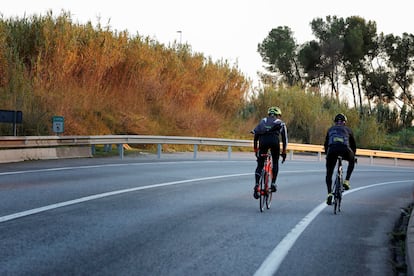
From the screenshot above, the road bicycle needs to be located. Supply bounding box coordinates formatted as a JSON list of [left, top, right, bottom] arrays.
[[332, 156, 343, 214], [258, 150, 273, 212]]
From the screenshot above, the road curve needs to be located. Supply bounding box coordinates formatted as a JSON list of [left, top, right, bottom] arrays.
[[0, 153, 413, 275]]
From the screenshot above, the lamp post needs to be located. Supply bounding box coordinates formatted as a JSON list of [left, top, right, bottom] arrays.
[[177, 30, 182, 44]]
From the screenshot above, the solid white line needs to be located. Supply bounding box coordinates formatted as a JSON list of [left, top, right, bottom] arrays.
[[0, 173, 250, 223], [254, 180, 413, 276], [254, 202, 326, 276], [0, 161, 221, 176]]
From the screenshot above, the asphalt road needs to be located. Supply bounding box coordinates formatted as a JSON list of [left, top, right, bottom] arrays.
[[0, 153, 413, 275]]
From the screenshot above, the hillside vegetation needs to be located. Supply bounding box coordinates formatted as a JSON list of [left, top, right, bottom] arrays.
[[0, 12, 413, 151], [0, 11, 250, 137]]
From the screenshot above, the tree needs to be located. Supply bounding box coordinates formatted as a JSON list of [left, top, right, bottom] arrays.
[[362, 70, 394, 103], [309, 16, 345, 99], [257, 26, 301, 86], [381, 33, 414, 108], [298, 40, 323, 87], [259, 15, 413, 130], [342, 16, 378, 114]]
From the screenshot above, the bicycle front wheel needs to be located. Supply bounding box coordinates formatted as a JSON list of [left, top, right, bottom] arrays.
[[259, 171, 267, 212], [266, 189, 272, 209]]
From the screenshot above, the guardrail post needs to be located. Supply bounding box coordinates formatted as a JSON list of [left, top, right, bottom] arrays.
[[193, 144, 198, 159], [289, 150, 293, 161], [394, 158, 398, 166], [104, 144, 112, 152], [317, 152, 321, 162], [157, 144, 162, 159], [117, 144, 124, 159], [91, 145, 96, 155], [370, 156, 374, 165], [227, 146, 232, 160]]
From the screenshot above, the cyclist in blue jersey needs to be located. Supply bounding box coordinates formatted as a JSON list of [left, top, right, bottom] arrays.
[[252, 106, 288, 199], [324, 113, 357, 205]]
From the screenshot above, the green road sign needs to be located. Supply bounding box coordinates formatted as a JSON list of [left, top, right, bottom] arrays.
[[52, 116, 64, 133]]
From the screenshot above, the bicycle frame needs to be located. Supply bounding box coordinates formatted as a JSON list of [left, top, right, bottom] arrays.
[[264, 152, 273, 180]]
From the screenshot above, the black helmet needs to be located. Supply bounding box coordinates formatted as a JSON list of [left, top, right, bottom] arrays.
[[334, 113, 347, 123]]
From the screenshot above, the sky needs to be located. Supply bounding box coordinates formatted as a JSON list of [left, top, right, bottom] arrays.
[[2, 0, 413, 88]]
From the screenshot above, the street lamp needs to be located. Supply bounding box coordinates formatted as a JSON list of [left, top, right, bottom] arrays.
[[177, 30, 182, 44]]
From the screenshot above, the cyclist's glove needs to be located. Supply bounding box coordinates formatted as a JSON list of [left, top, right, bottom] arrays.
[[281, 151, 287, 163]]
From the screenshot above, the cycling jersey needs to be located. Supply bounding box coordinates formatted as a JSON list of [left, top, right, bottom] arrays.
[[324, 124, 356, 154], [253, 116, 288, 152]]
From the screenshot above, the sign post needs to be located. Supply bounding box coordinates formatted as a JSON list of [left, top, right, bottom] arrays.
[[52, 116, 64, 135], [0, 110, 23, 136]]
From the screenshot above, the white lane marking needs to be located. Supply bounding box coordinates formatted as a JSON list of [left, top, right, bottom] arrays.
[[254, 180, 414, 276], [0, 173, 250, 223], [0, 162, 322, 223], [0, 161, 225, 176], [1, 160, 411, 176]]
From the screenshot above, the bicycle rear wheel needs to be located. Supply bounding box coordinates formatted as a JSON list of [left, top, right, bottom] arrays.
[[333, 176, 342, 214], [259, 171, 267, 212]]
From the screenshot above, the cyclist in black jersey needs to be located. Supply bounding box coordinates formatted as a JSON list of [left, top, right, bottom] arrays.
[[324, 113, 357, 205], [251, 106, 288, 199]]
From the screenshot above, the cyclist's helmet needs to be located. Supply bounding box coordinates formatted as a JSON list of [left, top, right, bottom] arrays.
[[334, 113, 347, 123], [268, 106, 282, 116]]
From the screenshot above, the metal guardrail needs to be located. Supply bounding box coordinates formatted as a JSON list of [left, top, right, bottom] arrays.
[[0, 135, 414, 162], [0, 135, 250, 148]]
